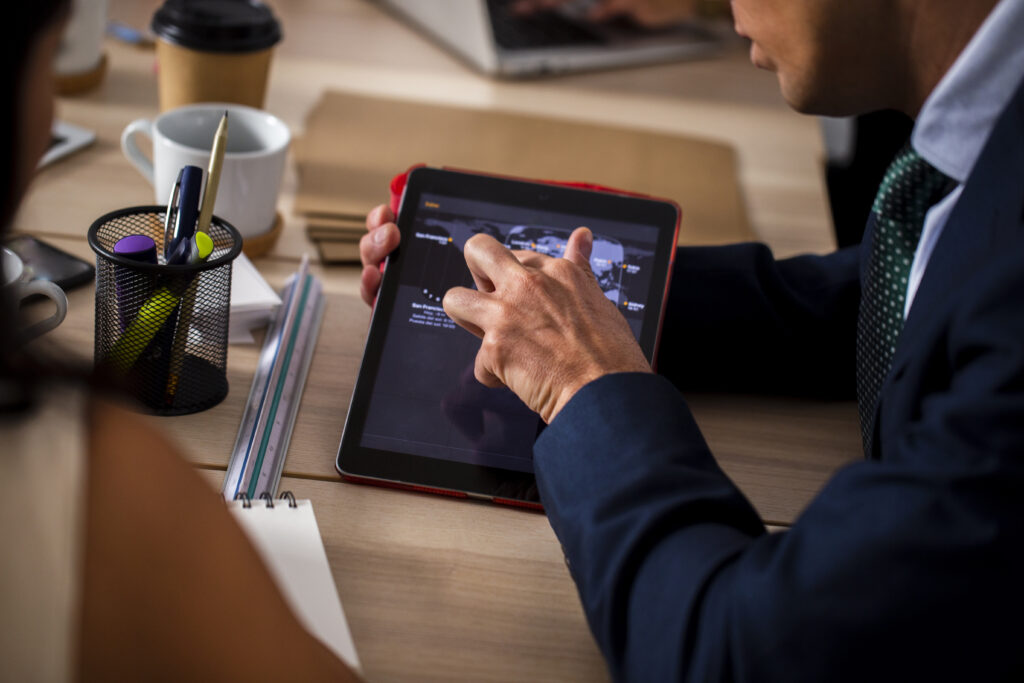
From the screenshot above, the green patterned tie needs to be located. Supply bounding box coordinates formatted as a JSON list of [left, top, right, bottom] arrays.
[[856, 145, 953, 457]]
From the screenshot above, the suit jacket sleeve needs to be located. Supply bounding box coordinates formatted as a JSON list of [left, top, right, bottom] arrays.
[[656, 243, 861, 398], [535, 251, 1024, 681]]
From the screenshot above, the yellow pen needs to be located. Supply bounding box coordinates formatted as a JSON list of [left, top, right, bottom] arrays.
[[197, 111, 228, 234]]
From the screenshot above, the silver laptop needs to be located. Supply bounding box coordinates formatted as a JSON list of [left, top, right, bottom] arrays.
[[373, 0, 725, 78]]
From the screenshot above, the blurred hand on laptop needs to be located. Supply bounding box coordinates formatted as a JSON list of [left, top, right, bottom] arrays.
[[510, 0, 699, 28]]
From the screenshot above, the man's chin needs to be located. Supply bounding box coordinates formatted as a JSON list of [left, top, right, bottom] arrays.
[[778, 79, 866, 117], [749, 48, 873, 117], [777, 76, 826, 115], [749, 42, 774, 71]]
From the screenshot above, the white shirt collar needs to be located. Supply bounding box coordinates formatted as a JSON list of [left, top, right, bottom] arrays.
[[912, 0, 1024, 182]]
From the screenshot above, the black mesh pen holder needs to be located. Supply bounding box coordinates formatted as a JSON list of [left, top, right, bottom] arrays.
[[88, 206, 243, 415]]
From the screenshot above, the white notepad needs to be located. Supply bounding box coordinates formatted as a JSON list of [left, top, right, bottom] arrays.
[[228, 498, 360, 671]]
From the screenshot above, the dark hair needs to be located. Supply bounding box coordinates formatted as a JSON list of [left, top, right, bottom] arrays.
[[0, 0, 72, 405], [0, 0, 70, 226]]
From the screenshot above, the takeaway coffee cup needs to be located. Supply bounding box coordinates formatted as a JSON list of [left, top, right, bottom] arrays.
[[1, 247, 68, 343], [151, 0, 282, 112], [120, 103, 290, 239]]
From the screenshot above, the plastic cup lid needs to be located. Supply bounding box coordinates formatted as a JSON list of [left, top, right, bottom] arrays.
[[152, 0, 282, 54]]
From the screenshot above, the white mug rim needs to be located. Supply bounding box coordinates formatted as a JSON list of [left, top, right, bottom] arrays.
[[1, 247, 23, 287], [152, 102, 290, 159]]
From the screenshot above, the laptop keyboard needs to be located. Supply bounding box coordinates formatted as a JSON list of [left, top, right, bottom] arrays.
[[487, 0, 605, 49]]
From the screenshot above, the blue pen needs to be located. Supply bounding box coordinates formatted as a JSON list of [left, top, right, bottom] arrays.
[[165, 165, 203, 260], [166, 234, 193, 265], [162, 170, 183, 255], [167, 228, 215, 265]]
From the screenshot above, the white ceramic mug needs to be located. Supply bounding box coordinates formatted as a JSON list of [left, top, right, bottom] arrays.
[[2, 247, 69, 342], [121, 103, 290, 238]]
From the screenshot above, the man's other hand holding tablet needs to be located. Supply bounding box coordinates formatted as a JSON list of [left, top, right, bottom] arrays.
[[359, 204, 400, 306]]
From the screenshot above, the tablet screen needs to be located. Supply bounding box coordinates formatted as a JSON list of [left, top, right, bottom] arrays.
[[358, 191, 664, 474]]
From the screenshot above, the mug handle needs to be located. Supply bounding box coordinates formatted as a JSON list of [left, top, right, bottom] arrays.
[[120, 118, 155, 186], [18, 280, 69, 343]]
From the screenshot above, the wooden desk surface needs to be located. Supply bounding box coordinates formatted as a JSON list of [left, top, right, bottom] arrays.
[[15, 2, 861, 680]]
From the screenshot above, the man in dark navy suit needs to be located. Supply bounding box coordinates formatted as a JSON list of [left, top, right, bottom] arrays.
[[362, 0, 1024, 678]]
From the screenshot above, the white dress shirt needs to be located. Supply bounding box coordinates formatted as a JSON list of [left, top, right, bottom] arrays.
[[905, 0, 1024, 317]]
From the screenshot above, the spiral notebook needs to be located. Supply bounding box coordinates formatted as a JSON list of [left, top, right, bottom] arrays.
[[228, 496, 360, 671]]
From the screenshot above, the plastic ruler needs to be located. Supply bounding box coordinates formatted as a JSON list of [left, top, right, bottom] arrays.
[[223, 255, 325, 501]]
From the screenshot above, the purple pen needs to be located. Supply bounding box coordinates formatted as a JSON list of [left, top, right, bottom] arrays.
[[113, 234, 157, 331], [114, 234, 158, 262]]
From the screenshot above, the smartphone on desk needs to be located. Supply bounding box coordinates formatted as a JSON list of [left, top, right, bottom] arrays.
[[5, 235, 94, 291]]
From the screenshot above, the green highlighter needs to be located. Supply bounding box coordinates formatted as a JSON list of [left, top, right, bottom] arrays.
[[107, 286, 181, 373]]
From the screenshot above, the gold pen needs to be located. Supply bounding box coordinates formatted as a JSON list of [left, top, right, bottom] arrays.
[[197, 111, 228, 233]]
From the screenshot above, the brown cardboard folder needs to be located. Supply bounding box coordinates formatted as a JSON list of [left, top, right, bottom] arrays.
[[295, 92, 752, 246]]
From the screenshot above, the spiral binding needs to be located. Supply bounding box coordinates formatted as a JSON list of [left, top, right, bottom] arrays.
[[233, 491, 298, 508]]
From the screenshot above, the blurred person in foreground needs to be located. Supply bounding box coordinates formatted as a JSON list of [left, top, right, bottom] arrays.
[[0, 3, 358, 680], [361, 0, 1024, 679]]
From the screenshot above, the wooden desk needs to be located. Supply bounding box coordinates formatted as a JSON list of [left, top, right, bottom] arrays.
[[15, 2, 861, 680]]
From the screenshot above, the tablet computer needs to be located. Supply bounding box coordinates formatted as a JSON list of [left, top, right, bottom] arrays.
[[336, 167, 680, 507]]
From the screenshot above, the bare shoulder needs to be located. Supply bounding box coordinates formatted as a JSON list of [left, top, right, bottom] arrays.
[[79, 396, 356, 681], [87, 397, 199, 495]]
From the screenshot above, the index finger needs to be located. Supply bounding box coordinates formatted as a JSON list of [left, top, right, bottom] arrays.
[[463, 233, 526, 293], [510, 249, 549, 270]]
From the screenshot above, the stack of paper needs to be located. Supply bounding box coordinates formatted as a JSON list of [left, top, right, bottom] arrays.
[[230, 252, 282, 343], [305, 214, 364, 264]]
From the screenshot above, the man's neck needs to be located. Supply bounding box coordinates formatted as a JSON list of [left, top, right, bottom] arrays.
[[897, 0, 1000, 116]]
